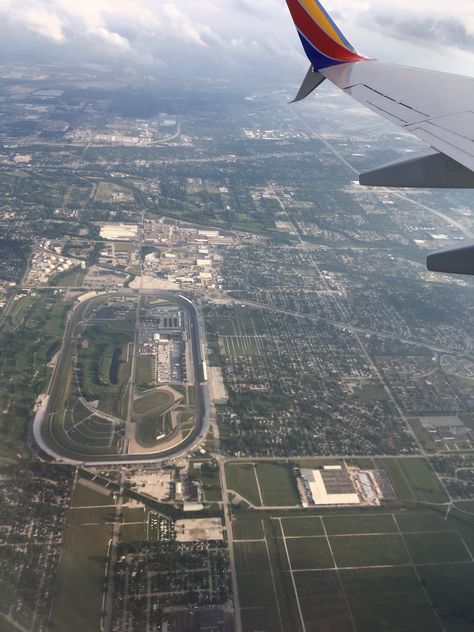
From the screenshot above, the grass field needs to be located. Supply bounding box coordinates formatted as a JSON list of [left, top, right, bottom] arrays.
[[134, 389, 173, 415], [225, 463, 261, 507], [352, 383, 389, 402], [95, 181, 135, 203], [374, 457, 449, 504], [120, 522, 147, 543], [232, 505, 474, 632], [136, 356, 154, 387], [50, 482, 113, 632], [408, 417, 440, 453], [0, 291, 70, 461], [254, 463, 299, 507], [71, 480, 114, 507], [323, 513, 397, 536], [210, 310, 265, 357], [49, 267, 86, 288], [330, 533, 410, 568], [281, 517, 325, 537], [233, 518, 264, 541], [225, 462, 298, 508], [190, 462, 222, 502], [287, 536, 334, 570]]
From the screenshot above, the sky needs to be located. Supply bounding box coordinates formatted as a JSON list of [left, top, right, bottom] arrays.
[[0, 0, 473, 80]]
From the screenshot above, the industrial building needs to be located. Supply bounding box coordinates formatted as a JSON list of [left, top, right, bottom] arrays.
[[300, 466, 361, 506]]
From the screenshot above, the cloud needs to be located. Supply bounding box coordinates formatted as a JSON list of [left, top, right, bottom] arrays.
[[369, 12, 474, 54], [0, 0, 472, 79], [20, 7, 65, 42]]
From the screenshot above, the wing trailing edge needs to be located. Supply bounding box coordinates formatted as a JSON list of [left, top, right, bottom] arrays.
[[427, 243, 474, 276], [360, 149, 474, 189]]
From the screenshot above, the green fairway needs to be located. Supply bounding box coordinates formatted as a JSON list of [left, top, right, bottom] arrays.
[[77, 322, 133, 416]]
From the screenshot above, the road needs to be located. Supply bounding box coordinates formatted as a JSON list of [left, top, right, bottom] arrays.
[[102, 470, 125, 632], [216, 454, 243, 632]]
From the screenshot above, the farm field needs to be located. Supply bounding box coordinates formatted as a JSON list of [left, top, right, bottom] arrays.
[[231, 505, 474, 632]]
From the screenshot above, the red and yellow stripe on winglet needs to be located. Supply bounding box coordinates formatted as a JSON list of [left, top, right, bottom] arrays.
[[286, 0, 367, 69]]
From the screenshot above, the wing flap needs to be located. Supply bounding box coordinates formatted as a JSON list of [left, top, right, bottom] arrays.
[[360, 149, 474, 188], [411, 126, 474, 173], [349, 84, 428, 125], [323, 61, 474, 174]]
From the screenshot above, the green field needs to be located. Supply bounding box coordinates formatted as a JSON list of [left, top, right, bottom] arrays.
[[77, 322, 133, 416], [0, 291, 70, 461], [352, 382, 389, 402], [50, 483, 114, 632], [225, 461, 308, 508], [49, 267, 86, 288], [190, 461, 222, 502], [232, 504, 474, 632], [374, 457, 449, 504], [404, 531, 471, 564], [254, 463, 299, 507], [233, 518, 265, 541], [234, 540, 270, 574], [330, 533, 410, 568], [323, 513, 397, 536], [120, 522, 147, 543], [225, 463, 261, 507], [286, 537, 334, 570], [408, 417, 440, 453], [71, 480, 114, 507], [133, 389, 174, 415], [135, 356, 155, 387], [281, 517, 325, 537]]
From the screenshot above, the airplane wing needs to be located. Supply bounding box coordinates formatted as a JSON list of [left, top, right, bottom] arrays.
[[285, 0, 474, 275], [286, 0, 474, 190]]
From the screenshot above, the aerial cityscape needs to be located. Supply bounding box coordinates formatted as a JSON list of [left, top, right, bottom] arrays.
[[0, 30, 474, 632]]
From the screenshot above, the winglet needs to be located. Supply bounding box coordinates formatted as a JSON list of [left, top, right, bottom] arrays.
[[286, 0, 367, 70], [291, 66, 326, 102]]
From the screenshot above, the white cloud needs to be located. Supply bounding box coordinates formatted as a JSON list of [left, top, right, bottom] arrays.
[[0, 0, 472, 76], [20, 7, 65, 42]]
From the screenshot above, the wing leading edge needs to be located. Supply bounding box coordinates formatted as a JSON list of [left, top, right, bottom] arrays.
[[285, 0, 474, 275]]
